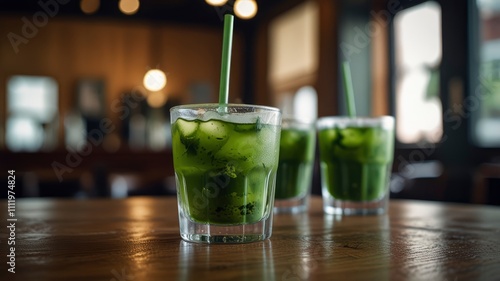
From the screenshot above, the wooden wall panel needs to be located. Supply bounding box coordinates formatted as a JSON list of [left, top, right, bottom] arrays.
[[0, 17, 243, 147]]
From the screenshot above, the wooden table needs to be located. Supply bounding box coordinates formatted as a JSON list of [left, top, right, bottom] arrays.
[[1, 196, 499, 281]]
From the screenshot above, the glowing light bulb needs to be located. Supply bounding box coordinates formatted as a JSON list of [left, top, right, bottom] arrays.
[[205, 0, 228, 6], [234, 0, 257, 20], [143, 69, 167, 92], [80, 0, 100, 15], [119, 0, 140, 15]]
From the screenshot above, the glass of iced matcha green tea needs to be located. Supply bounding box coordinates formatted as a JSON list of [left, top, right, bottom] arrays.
[[274, 118, 316, 214], [317, 116, 394, 215], [170, 104, 281, 243]]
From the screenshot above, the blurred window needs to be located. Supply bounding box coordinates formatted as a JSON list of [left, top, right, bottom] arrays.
[[293, 86, 318, 123], [268, 1, 319, 120], [269, 1, 318, 88], [6, 76, 58, 151], [393, 1, 442, 143], [473, 0, 500, 147]]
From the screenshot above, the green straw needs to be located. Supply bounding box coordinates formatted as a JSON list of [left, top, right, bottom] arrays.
[[218, 14, 234, 112], [342, 61, 357, 118]]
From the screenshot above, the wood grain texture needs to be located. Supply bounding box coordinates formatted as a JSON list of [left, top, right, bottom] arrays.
[[1, 196, 499, 281]]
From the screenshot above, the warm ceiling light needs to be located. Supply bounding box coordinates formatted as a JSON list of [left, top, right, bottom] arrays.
[[143, 69, 167, 92], [119, 0, 140, 15], [80, 0, 100, 15], [205, 0, 228, 6], [234, 0, 257, 19]]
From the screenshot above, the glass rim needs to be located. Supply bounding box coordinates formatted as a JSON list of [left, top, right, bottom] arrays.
[[281, 115, 316, 124], [170, 103, 280, 113], [281, 116, 316, 130], [317, 115, 394, 129]]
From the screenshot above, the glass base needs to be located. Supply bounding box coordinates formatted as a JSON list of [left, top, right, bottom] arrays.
[[273, 196, 309, 214], [322, 192, 388, 215], [178, 206, 273, 244]]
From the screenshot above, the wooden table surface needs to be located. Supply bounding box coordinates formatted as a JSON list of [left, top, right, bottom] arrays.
[[1, 196, 499, 281]]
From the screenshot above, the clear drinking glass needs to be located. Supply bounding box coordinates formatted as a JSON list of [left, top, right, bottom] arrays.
[[170, 104, 281, 243], [317, 116, 395, 215], [274, 118, 316, 214]]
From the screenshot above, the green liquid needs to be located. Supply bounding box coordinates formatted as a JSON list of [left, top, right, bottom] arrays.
[[318, 126, 394, 201], [275, 128, 315, 199], [172, 118, 280, 225]]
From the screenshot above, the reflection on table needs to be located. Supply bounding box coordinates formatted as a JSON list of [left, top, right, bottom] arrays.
[[1, 196, 499, 280]]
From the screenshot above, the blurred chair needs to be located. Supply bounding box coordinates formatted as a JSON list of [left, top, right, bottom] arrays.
[[473, 163, 500, 205], [390, 161, 448, 201]]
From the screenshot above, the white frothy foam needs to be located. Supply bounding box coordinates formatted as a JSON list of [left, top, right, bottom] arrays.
[[175, 107, 281, 125]]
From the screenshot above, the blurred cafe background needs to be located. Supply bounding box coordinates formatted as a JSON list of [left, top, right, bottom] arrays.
[[0, 0, 499, 205]]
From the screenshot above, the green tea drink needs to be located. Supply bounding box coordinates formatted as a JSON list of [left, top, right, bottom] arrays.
[[171, 104, 281, 237], [274, 118, 316, 213], [317, 116, 394, 215], [276, 128, 315, 198]]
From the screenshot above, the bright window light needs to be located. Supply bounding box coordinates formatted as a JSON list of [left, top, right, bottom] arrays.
[[6, 76, 58, 151], [394, 2, 443, 143], [293, 86, 318, 123], [473, 0, 500, 147]]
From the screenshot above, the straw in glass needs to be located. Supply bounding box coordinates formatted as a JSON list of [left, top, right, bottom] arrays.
[[342, 61, 357, 118], [218, 14, 234, 113]]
